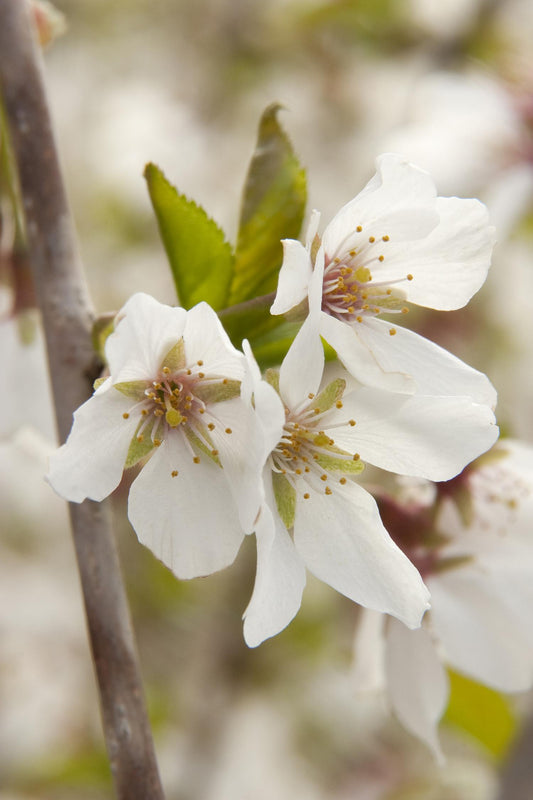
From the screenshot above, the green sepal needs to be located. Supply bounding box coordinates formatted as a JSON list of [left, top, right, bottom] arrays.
[[124, 420, 157, 468], [160, 338, 186, 372], [311, 378, 346, 414], [228, 104, 307, 308], [315, 453, 365, 475], [361, 287, 406, 312], [144, 163, 234, 310], [184, 427, 221, 466], [272, 472, 296, 529], [310, 233, 321, 266], [114, 380, 151, 401], [194, 379, 241, 404]]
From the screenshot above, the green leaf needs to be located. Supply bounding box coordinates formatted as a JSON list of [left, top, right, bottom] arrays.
[[444, 669, 517, 759], [229, 104, 307, 307], [246, 321, 302, 372], [218, 294, 283, 350], [144, 163, 234, 310], [272, 472, 296, 529]]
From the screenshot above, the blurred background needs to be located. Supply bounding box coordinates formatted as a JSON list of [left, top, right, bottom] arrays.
[[2, 0, 533, 796]]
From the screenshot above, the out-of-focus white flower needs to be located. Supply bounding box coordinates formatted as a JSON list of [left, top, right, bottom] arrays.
[[384, 72, 533, 236], [48, 292, 264, 580], [0, 427, 95, 768], [352, 440, 533, 760], [486, 236, 533, 440], [0, 285, 56, 442], [242, 337, 498, 648], [271, 153, 496, 404], [407, 0, 482, 41]]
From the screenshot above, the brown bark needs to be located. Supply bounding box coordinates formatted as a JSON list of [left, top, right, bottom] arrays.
[[0, 1, 165, 796]]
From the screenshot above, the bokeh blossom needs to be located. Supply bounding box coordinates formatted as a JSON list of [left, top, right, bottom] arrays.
[[272, 153, 496, 404], [352, 440, 533, 759], [0, 284, 55, 441], [384, 72, 533, 235]]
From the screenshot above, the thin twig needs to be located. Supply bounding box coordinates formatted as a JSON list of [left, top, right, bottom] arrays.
[[0, 1, 165, 797]]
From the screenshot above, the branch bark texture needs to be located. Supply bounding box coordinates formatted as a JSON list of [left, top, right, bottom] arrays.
[[0, 1, 165, 796], [497, 713, 533, 800]]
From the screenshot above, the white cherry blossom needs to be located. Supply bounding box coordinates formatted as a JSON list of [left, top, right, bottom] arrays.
[[48, 292, 264, 580], [352, 441, 533, 759], [242, 342, 498, 648], [271, 153, 496, 405]]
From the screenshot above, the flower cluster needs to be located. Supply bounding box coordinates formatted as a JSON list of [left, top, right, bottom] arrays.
[[48, 154, 499, 662], [352, 441, 533, 759]]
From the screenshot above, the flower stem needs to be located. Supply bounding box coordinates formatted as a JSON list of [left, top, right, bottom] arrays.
[[0, 2, 165, 797]]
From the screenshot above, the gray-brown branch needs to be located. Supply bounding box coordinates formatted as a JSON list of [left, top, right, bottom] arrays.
[[497, 712, 533, 800], [0, 1, 165, 796]]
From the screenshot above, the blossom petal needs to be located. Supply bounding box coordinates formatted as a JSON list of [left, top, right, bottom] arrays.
[[106, 292, 187, 381], [319, 313, 415, 394], [429, 573, 533, 692], [322, 154, 438, 257], [271, 239, 312, 315], [305, 209, 321, 247], [293, 480, 430, 628], [332, 387, 499, 481], [385, 618, 449, 762], [243, 476, 307, 647], [208, 397, 268, 533], [354, 317, 497, 406], [242, 341, 286, 457], [128, 433, 244, 579], [183, 301, 245, 379], [279, 257, 325, 408], [484, 163, 533, 240], [47, 390, 138, 502], [374, 197, 494, 311]]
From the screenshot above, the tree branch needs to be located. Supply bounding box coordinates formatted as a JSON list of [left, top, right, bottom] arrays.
[[497, 713, 533, 800], [0, 1, 165, 796]]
